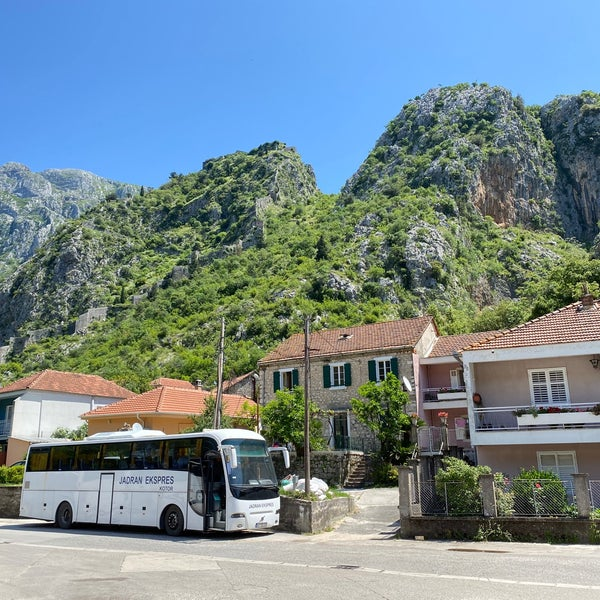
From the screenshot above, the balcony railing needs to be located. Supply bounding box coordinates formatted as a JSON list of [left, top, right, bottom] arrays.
[[473, 403, 600, 431], [0, 418, 12, 437], [423, 387, 467, 402], [417, 427, 471, 454]]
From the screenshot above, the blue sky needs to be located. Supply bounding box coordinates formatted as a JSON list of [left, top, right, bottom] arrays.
[[2, 1, 600, 193]]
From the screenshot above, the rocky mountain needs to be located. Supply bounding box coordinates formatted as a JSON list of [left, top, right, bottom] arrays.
[[343, 84, 600, 242], [0, 142, 317, 345], [1, 86, 599, 391], [0, 162, 140, 281]]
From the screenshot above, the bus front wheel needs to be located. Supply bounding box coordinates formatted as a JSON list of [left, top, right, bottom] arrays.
[[163, 505, 184, 536], [56, 501, 73, 529]]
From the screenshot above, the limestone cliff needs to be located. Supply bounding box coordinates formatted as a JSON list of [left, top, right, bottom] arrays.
[[0, 162, 140, 281], [344, 84, 600, 240]]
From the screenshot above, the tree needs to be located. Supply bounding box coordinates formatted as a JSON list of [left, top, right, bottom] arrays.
[[350, 373, 412, 464], [186, 395, 234, 432], [261, 387, 325, 453], [52, 422, 88, 440], [315, 235, 329, 260]]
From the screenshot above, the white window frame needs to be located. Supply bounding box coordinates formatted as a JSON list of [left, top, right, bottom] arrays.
[[450, 368, 465, 389], [329, 363, 346, 389], [375, 356, 392, 383], [528, 367, 569, 405], [280, 369, 294, 391], [537, 450, 577, 481]]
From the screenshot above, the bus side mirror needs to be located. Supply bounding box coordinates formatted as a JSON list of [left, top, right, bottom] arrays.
[[268, 446, 290, 469], [221, 445, 238, 469]]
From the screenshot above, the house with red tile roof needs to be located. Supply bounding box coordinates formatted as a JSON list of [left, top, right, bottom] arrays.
[[460, 294, 600, 483], [82, 378, 256, 435], [257, 317, 438, 452], [415, 330, 500, 472], [0, 369, 131, 466]]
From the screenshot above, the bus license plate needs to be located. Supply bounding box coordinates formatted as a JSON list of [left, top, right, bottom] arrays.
[[255, 521, 269, 528]]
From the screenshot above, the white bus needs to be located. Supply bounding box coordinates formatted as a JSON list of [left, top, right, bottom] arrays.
[[20, 425, 289, 536]]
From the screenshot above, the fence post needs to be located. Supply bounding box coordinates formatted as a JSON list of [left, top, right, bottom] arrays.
[[398, 465, 420, 518], [573, 473, 591, 518], [479, 473, 497, 517]]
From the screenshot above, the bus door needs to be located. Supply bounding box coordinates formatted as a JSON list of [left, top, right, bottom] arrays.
[[187, 451, 226, 531], [187, 459, 207, 529], [97, 473, 114, 524]]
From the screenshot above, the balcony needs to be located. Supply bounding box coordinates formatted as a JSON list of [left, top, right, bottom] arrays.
[[0, 418, 12, 437], [471, 403, 600, 446], [423, 387, 467, 410], [417, 426, 472, 455]]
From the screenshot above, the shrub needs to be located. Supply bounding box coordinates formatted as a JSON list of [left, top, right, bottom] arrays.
[[372, 461, 398, 486], [0, 465, 24, 485], [435, 457, 488, 515], [510, 468, 568, 515]]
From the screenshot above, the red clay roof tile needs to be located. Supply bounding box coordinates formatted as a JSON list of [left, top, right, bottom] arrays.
[[428, 331, 500, 358], [464, 299, 600, 351], [83, 386, 254, 418], [259, 316, 435, 364], [0, 369, 131, 398]]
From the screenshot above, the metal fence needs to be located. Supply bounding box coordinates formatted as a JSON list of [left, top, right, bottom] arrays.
[[497, 478, 574, 516], [419, 480, 483, 516], [419, 477, 581, 517], [590, 480, 600, 510]]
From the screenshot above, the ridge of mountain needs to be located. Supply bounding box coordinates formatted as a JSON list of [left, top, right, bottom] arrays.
[[0, 162, 141, 280], [0, 86, 599, 391]]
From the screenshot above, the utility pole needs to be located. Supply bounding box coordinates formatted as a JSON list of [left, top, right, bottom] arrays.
[[304, 316, 311, 498], [213, 317, 225, 429]]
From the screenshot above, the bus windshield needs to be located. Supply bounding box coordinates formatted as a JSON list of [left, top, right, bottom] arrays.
[[224, 438, 278, 498]]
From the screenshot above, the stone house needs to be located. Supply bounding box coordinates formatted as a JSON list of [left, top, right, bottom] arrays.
[[257, 317, 438, 452]]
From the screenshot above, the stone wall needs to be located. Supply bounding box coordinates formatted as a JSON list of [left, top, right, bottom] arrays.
[[279, 495, 356, 534], [399, 515, 599, 544], [0, 486, 21, 518], [272, 450, 372, 487]]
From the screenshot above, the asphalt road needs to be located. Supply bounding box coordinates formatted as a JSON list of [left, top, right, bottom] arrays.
[[2, 487, 600, 600]]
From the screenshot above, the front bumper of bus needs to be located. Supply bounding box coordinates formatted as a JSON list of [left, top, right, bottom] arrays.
[[230, 510, 279, 531]]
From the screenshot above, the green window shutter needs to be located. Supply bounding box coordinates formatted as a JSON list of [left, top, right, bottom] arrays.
[[344, 363, 352, 386], [323, 365, 331, 389], [391, 357, 399, 377], [273, 371, 281, 392], [368, 360, 376, 382], [292, 369, 299, 387]]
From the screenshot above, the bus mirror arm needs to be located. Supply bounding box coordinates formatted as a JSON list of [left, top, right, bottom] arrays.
[[221, 445, 238, 470], [268, 447, 290, 469]]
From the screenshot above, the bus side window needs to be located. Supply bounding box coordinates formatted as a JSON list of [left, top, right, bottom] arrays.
[[76, 444, 102, 470], [50, 446, 76, 471], [132, 440, 164, 470], [101, 442, 132, 470], [28, 447, 50, 471]]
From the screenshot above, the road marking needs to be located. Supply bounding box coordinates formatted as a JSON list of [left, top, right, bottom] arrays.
[[9, 541, 600, 591]]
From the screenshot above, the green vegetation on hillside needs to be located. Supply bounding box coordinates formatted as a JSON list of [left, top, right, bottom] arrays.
[[2, 88, 600, 393]]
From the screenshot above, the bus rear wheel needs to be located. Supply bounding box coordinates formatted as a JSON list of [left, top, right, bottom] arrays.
[[56, 501, 73, 529], [163, 505, 184, 536]]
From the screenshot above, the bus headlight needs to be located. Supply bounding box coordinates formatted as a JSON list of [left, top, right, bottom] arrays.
[[231, 513, 245, 519]]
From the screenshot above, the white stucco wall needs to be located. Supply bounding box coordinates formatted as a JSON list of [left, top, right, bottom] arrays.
[[12, 390, 116, 439]]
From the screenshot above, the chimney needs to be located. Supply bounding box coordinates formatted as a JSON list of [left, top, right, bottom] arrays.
[[194, 379, 203, 390], [581, 293, 596, 310]]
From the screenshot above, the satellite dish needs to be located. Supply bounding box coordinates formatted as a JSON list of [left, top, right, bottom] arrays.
[[132, 423, 143, 432], [402, 376, 413, 392]]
